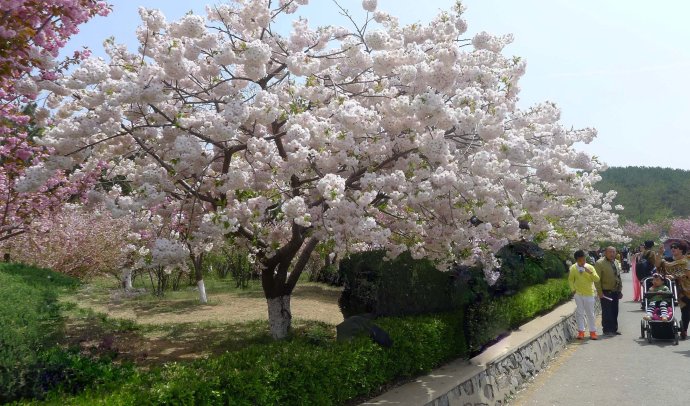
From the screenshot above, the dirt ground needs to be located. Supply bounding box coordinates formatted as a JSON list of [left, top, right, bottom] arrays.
[[83, 283, 344, 325]]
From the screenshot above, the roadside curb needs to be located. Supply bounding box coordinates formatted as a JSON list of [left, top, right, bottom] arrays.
[[361, 301, 580, 405]]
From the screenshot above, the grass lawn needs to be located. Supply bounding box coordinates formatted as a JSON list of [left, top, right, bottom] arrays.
[[58, 273, 343, 367]]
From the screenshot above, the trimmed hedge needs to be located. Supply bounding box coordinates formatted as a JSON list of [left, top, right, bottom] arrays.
[[42, 312, 467, 405], [493, 245, 567, 295], [465, 277, 571, 352], [339, 248, 569, 319], [43, 279, 571, 405], [338, 250, 473, 318]]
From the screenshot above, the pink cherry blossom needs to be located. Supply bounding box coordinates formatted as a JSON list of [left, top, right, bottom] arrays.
[[0, 0, 111, 242]]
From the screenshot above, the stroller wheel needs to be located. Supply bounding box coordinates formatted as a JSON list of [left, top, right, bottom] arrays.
[[647, 326, 653, 344], [640, 320, 646, 339]]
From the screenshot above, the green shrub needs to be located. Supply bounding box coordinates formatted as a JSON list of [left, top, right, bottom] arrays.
[[339, 246, 568, 321], [492, 244, 568, 296], [49, 312, 467, 406], [50, 279, 569, 404], [4, 259, 571, 405], [465, 277, 572, 352], [338, 250, 474, 318], [541, 250, 568, 279], [308, 263, 342, 286]]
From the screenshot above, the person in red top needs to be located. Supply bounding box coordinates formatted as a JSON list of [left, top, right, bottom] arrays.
[[631, 244, 644, 302]]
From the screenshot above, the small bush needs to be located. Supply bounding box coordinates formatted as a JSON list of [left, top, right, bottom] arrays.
[[541, 250, 569, 279]]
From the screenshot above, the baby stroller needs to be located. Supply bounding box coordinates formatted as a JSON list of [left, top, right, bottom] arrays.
[[640, 275, 680, 345]]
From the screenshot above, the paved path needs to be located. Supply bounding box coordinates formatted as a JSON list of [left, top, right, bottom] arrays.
[[510, 270, 690, 405]]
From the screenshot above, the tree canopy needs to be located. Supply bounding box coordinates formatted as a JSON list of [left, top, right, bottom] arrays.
[[21, 0, 624, 338]]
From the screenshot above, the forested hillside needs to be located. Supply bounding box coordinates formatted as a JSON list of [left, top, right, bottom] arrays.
[[596, 166, 690, 223]]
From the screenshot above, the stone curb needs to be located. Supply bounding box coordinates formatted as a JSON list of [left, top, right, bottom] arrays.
[[361, 300, 581, 406]]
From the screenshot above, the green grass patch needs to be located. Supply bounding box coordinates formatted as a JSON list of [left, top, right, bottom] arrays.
[[0, 263, 79, 402]]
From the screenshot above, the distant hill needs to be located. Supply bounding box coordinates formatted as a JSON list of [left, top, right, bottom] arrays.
[[595, 166, 690, 224]]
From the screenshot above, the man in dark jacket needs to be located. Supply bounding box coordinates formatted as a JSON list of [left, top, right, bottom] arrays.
[[595, 246, 623, 336]]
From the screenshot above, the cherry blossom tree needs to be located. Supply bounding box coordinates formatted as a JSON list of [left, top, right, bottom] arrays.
[[669, 218, 690, 241], [39, 0, 624, 338], [0, 204, 130, 277], [623, 219, 666, 248], [0, 1, 110, 242]]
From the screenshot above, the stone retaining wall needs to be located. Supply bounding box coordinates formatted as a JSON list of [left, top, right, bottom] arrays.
[[363, 300, 600, 406], [426, 312, 578, 406]]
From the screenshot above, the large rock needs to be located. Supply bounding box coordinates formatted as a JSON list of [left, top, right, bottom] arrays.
[[336, 314, 393, 348]]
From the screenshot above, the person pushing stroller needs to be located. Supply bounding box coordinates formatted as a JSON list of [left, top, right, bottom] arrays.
[[643, 273, 671, 321]]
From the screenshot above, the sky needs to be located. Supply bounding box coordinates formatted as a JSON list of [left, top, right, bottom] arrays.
[[61, 0, 690, 170]]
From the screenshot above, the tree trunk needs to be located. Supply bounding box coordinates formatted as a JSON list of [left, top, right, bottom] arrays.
[[122, 269, 133, 290], [192, 253, 207, 304], [261, 236, 319, 339], [197, 279, 208, 304], [267, 295, 292, 339]]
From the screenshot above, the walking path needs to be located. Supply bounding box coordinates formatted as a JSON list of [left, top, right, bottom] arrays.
[[510, 270, 690, 405]]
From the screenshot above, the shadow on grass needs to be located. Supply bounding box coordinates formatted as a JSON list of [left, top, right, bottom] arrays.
[[61, 307, 334, 367], [233, 283, 342, 302], [118, 298, 211, 316]]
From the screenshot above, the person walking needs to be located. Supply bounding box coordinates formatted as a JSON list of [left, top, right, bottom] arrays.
[[636, 240, 658, 310], [569, 250, 600, 340], [595, 246, 623, 336], [658, 242, 690, 339], [631, 244, 643, 302]]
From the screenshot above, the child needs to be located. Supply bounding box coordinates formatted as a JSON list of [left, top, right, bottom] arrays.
[[568, 250, 601, 340], [643, 273, 671, 321]]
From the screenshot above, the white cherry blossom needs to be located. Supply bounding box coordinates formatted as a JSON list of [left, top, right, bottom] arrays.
[[42, 1, 625, 338]]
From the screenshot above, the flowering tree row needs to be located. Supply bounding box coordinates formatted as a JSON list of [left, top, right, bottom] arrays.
[[1, 204, 130, 277], [620, 217, 690, 249], [32, 0, 624, 338], [0, 1, 111, 241]]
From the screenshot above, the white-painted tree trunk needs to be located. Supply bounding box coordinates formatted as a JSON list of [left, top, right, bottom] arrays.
[[267, 295, 292, 339], [197, 279, 208, 304], [122, 269, 133, 290]]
